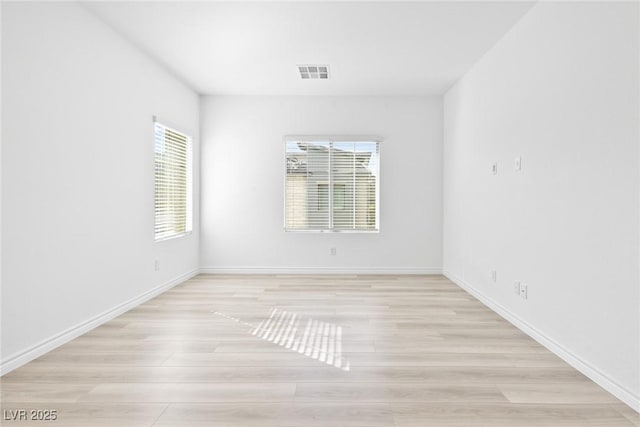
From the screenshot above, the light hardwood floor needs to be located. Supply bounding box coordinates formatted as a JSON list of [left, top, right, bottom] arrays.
[[1, 274, 638, 426]]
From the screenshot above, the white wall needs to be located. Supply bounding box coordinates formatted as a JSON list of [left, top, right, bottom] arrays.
[[443, 2, 639, 409], [1, 3, 200, 372], [200, 96, 442, 273]]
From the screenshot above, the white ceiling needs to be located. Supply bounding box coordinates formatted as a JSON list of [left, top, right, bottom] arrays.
[[85, 1, 535, 96]]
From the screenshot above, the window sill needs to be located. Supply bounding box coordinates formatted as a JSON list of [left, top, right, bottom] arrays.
[[284, 229, 379, 234], [155, 231, 193, 242]]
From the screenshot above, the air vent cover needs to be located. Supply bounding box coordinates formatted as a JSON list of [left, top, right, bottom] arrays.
[[298, 65, 329, 79]]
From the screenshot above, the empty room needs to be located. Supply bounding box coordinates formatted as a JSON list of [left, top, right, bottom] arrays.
[[1, 1, 639, 426]]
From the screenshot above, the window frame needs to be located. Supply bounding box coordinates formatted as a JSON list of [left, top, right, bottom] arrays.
[[283, 136, 381, 233], [153, 117, 193, 242]]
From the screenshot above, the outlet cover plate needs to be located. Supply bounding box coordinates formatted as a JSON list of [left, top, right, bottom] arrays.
[[520, 283, 528, 299], [513, 281, 521, 295]]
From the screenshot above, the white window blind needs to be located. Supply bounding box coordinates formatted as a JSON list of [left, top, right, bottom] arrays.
[[154, 121, 192, 241], [285, 140, 379, 232]]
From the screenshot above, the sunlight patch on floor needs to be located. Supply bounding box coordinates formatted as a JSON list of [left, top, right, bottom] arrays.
[[212, 308, 350, 371]]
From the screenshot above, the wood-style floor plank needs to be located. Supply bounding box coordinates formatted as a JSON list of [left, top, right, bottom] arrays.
[[1, 274, 636, 426]]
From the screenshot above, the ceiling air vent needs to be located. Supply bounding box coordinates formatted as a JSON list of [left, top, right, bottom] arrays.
[[298, 65, 329, 79]]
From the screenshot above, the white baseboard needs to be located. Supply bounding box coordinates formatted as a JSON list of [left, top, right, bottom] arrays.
[[199, 266, 442, 275], [443, 269, 640, 413], [0, 269, 199, 376]]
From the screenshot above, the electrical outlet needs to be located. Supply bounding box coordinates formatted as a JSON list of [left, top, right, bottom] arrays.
[[154, 259, 160, 271], [491, 270, 497, 283], [513, 281, 521, 296], [520, 283, 528, 300], [330, 247, 337, 256]]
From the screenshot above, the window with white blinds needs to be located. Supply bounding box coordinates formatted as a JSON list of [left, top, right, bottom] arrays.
[[154, 121, 192, 241], [285, 140, 379, 232]]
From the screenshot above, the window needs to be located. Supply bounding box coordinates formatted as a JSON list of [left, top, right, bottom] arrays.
[[285, 140, 379, 232], [154, 121, 192, 241]]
